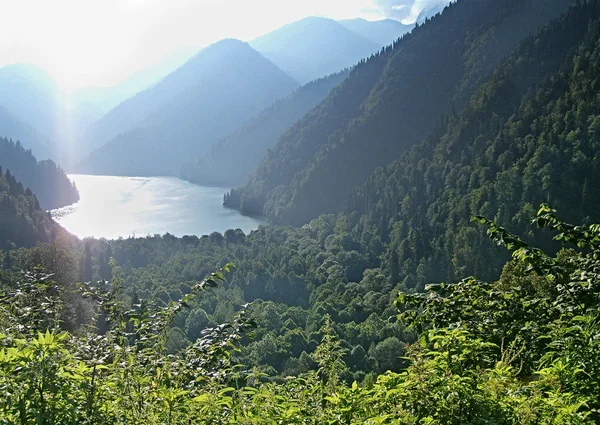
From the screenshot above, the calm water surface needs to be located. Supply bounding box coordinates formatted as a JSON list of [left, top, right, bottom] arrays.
[[51, 175, 264, 239]]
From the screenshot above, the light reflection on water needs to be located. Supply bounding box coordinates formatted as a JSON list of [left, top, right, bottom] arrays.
[[51, 174, 264, 239]]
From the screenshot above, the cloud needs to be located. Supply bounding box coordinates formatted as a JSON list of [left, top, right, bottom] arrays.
[[374, 0, 451, 23]]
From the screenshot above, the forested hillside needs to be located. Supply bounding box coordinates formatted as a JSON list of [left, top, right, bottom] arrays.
[[0, 137, 79, 210], [230, 0, 576, 225], [347, 0, 600, 289], [2, 207, 599, 423], [0, 168, 67, 250], [3, 0, 600, 422], [77, 39, 298, 176], [182, 70, 350, 187]]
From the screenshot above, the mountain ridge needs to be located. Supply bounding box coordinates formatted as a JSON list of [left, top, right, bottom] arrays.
[[250, 17, 382, 84], [77, 39, 299, 176], [229, 0, 576, 226], [339, 18, 414, 45], [182, 70, 351, 187]]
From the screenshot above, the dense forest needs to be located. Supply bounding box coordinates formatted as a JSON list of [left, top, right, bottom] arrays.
[[0, 168, 70, 250], [2, 0, 600, 422], [345, 0, 600, 288], [0, 137, 79, 209], [227, 0, 575, 225], [1, 207, 599, 423], [182, 70, 350, 187]]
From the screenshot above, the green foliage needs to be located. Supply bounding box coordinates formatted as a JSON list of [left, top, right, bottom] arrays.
[[397, 205, 600, 421], [0, 168, 68, 250], [2, 1, 600, 422], [1, 207, 598, 423], [64, 220, 406, 379]]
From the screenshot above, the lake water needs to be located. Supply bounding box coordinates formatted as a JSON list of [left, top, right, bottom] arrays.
[[51, 174, 264, 239]]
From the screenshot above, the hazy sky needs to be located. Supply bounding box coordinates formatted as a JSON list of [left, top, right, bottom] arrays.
[[1, 0, 449, 91]]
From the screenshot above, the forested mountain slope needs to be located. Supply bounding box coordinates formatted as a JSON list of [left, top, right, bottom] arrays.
[[0, 137, 78, 210], [4, 3, 600, 421], [0, 168, 65, 250], [230, 0, 576, 225], [182, 70, 350, 187], [250, 17, 380, 84], [77, 39, 298, 176], [66, 0, 600, 382], [347, 0, 600, 289]]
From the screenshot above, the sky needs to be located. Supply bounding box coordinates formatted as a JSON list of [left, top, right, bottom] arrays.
[[0, 0, 449, 92]]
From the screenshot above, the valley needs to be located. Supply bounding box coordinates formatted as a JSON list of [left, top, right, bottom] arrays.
[[1, 0, 600, 423]]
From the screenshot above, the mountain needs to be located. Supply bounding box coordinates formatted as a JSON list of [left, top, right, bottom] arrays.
[[182, 70, 350, 187], [250, 17, 381, 84], [0, 106, 55, 160], [339, 18, 413, 45], [346, 0, 600, 290], [0, 64, 63, 140], [0, 64, 66, 161], [0, 167, 66, 250], [0, 63, 99, 167], [0, 54, 198, 168], [72, 48, 197, 117], [77, 39, 298, 176], [227, 0, 576, 226], [0, 137, 79, 210]]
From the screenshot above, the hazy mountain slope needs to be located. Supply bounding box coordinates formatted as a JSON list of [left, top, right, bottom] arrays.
[[339, 18, 413, 45], [0, 64, 73, 163], [0, 137, 78, 210], [229, 0, 576, 225], [347, 0, 600, 290], [182, 70, 350, 187], [77, 39, 298, 176], [0, 64, 100, 167], [250, 17, 381, 83], [73, 48, 197, 116], [0, 64, 63, 139], [0, 107, 54, 160]]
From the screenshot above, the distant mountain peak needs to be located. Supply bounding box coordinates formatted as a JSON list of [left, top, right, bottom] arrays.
[[339, 17, 413, 45], [250, 16, 380, 84], [204, 38, 248, 49], [77, 36, 298, 176]]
